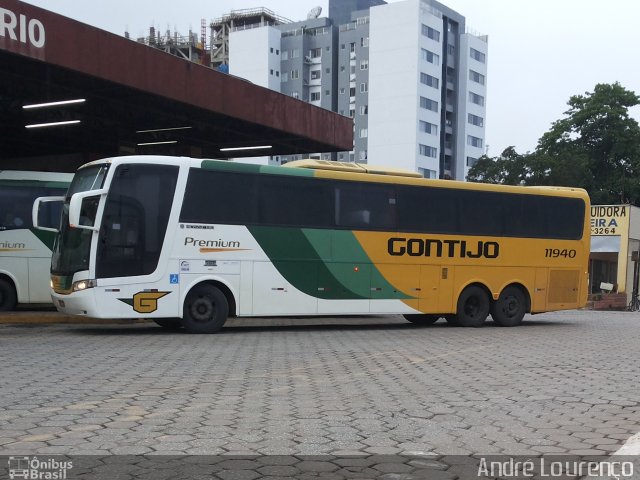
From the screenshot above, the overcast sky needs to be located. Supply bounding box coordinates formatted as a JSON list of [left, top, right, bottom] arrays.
[[22, 0, 640, 157]]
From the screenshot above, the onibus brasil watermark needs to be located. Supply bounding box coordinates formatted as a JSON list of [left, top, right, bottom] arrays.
[[8, 456, 73, 480], [478, 457, 634, 478]]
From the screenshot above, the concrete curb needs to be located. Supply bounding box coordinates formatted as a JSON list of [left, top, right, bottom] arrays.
[[0, 311, 150, 325], [613, 431, 640, 456]]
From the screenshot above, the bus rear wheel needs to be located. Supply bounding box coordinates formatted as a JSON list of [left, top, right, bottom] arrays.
[[403, 314, 440, 325], [454, 285, 489, 327], [0, 278, 17, 311], [182, 284, 229, 334], [491, 286, 526, 327]]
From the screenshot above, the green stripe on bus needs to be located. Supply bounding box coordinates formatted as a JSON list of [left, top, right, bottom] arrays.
[[0, 180, 69, 189], [30, 228, 56, 251], [248, 226, 411, 300], [200, 160, 315, 177], [304, 229, 412, 300]]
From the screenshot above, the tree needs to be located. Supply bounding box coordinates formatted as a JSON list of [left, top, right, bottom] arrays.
[[537, 82, 640, 204], [467, 147, 527, 185], [467, 83, 640, 205]]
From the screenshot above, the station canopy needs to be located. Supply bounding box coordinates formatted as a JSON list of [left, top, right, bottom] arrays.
[[0, 0, 352, 171]]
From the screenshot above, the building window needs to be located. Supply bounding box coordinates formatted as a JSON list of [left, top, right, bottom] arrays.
[[350, 42, 356, 53], [340, 87, 346, 94], [419, 168, 437, 179], [360, 105, 368, 115], [359, 150, 367, 161], [291, 70, 299, 79], [470, 48, 486, 63], [310, 47, 322, 58], [469, 70, 485, 85], [341, 43, 346, 50], [350, 65, 356, 74], [421, 49, 440, 66], [349, 87, 356, 97], [420, 72, 439, 88], [325, 67, 331, 74], [326, 46, 331, 52], [310, 92, 321, 101], [419, 96, 438, 112], [276, 49, 280, 55], [340, 65, 346, 72], [466, 156, 478, 167], [469, 91, 485, 106], [349, 108, 355, 118], [421, 24, 440, 42], [419, 120, 437, 135], [270, 69, 274, 75], [291, 48, 300, 58], [359, 128, 368, 138], [468, 113, 484, 127], [311, 69, 321, 80], [419, 144, 437, 158], [360, 59, 369, 70], [282, 50, 289, 60], [360, 82, 368, 93], [270, 47, 274, 53], [282, 72, 289, 82], [467, 135, 483, 148], [291, 91, 299, 99], [447, 44, 455, 55], [361, 36, 369, 47]]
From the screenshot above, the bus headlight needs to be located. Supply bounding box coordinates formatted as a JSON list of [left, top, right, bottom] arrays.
[[72, 279, 97, 292]]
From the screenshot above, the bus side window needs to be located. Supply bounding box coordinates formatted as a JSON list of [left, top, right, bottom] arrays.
[[335, 183, 396, 230]]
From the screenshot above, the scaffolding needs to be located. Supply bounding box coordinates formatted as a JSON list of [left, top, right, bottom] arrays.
[[210, 7, 292, 69], [135, 25, 208, 64]]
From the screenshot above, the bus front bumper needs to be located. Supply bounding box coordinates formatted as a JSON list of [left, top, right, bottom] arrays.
[[51, 289, 100, 317]]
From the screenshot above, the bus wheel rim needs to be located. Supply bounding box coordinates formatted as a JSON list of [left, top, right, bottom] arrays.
[[191, 298, 214, 322]]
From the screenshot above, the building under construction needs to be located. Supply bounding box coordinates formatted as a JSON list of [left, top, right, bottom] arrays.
[[128, 21, 210, 65], [210, 8, 292, 69]]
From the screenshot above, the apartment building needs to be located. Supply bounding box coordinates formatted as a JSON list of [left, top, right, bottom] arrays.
[[225, 0, 487, 180]]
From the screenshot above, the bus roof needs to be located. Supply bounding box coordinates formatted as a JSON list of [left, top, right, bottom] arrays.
[[284, 159, 423, 178], [80, 155, 590, 201]]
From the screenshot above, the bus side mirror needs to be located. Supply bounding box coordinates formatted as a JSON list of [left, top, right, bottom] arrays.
[[32, 196, 65, 232], [69, 189, 107, 231]]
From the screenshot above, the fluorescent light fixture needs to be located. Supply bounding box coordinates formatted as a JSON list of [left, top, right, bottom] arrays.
[[25, 120, 81, 129], [220, 145, 272, 152], [23, 98, 86, 110], [137, 140, 178, 146], [135, 126, 192, 134]]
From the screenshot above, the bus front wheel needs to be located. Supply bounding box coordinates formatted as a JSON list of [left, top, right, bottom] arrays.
[[0, 278, 17, 311], [491, 286, 526, 327], [182, 284, 229, 334], [454, 285, 489, 327]]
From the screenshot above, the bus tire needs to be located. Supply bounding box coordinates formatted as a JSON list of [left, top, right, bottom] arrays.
[[153, 318, 183, 330], [403, 314, 440, 325], [491, 286, 526, 327], [455, 285, 489, 327], [182, 284, 228, 334], [0, 277, 17, 311]]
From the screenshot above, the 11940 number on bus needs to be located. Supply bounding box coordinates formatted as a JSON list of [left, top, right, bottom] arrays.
[[545, 248, 577, 258]]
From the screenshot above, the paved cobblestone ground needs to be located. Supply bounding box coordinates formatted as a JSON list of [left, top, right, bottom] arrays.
[[1, 310, 639, 457]]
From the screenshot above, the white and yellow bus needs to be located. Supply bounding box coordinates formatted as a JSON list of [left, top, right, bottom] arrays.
[[38, 156, 590, 333], [0, 170, 72, 310]]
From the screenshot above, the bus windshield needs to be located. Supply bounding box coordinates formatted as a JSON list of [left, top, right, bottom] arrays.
[[51, 165, 108, 276]]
